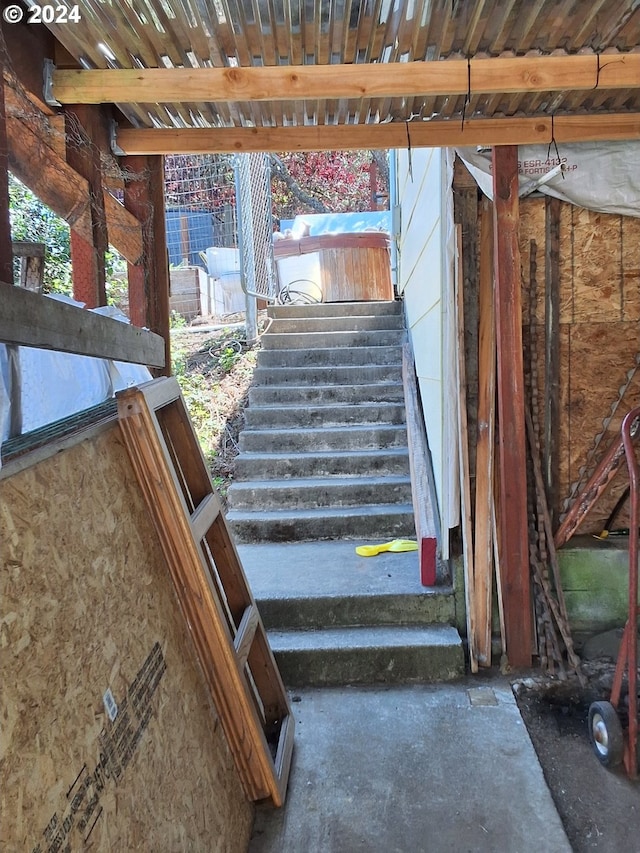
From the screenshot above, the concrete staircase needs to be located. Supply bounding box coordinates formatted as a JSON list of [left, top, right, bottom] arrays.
[[239, 541, 464, 687], [227, 300, 415, 542], [229, 301, 464, 686]]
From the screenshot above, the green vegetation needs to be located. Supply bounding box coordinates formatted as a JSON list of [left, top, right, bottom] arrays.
[[171, 324, 258, 506]]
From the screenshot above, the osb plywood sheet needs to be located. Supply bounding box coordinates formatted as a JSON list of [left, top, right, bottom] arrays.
[[518, 199, 640, 533], [0, 427, 253, 852], [570, 207, 624, 324], [621, 217, 640, 323], [518, 198, 546, 327]]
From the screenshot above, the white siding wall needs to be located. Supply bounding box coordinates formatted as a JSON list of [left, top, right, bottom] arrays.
[[395, 148, 458, 556]]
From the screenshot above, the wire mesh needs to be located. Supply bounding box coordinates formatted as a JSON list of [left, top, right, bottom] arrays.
[[163, 155, 238, 268], [234, 153, 277, 302]]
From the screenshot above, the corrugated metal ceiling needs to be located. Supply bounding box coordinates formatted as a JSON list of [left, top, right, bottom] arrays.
[[35, 0, 640, 129]]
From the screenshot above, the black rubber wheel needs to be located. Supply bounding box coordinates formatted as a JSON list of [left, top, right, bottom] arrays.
[[588, 701, 624, 768]]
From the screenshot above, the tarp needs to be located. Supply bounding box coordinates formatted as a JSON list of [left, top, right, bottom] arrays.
[[456, 141, 640, 217]]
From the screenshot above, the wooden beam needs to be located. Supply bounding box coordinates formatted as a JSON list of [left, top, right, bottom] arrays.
[[116, 112, 640, 154], [492, 146, 532, 668], [6, 110, 94, 242], [1, 18, 56, 114], [103, 191, 144, 265], [66, 105, 108, 307], [123, 156, 171, 375], [5, 98, 143, 264], [0, 73, 14, 284], [52, 54, 640, 104], [0, 281, 165, 367]]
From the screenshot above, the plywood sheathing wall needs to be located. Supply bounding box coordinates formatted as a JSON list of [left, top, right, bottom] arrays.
[[0, 426, 253, 852], [519, 199, 640, 534]]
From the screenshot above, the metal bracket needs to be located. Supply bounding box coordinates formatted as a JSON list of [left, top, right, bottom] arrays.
[[110, 120, 125, 156], [43, 59, 61, 107]]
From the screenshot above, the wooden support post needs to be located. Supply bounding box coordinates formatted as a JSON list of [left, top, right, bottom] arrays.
[[65, 106, 109, 307], [123, 155, 171, 375], [544, 196, 561, 527], [492, 145, 532, 667], [473, 199, 496, 667], [0, 71, 14, 284]]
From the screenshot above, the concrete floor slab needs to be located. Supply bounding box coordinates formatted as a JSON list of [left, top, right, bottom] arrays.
[[238, 540, 434, 599], [250, 681, 571, 853]]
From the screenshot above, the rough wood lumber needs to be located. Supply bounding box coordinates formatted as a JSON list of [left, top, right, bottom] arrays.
[[525, 405, 584, 684], [117, 378, 294, 805], [116, 113, 640, 155], [4, 88, 143, 264], [0, 281, 165, 367], [401, 342, 440, 587], [544, 196, 561, 527], [492, 145, 532, 668], [5, 110, 94, 244], [455, 226, 479, 672], [473, 199, 496, 668], [53, 54, 640, 104], [0, 75, 13, 284], [554, 434, 629, 549]]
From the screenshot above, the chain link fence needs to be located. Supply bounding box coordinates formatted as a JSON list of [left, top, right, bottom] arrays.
[[234, 153, 278, 302]]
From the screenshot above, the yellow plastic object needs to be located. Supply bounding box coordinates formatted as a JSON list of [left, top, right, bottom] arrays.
[[355, 539, 419, 557]]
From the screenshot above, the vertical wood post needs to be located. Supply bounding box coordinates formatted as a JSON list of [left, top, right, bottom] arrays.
[[544, 196, 561, 527], [492, 146, 532, 667], [0, 71, 14, 284], [65, 106, 108, 307], [123, 155, 171, 375]]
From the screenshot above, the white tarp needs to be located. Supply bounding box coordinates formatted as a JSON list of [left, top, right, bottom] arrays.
[[456, 141, 640, 217]]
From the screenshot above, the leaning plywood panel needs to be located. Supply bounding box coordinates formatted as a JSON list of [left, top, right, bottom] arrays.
[[0, 426, 253, 852]]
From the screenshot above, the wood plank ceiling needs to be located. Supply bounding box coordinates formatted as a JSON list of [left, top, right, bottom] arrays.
[[14, 1, 640, 149]]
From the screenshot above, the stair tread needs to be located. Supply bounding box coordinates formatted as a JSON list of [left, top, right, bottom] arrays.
[[246, 401, 404, 411], [268, 624, 461, 651], [229, 474, 411, 490], [236, 448, 409, 460], [227, 503, 413, 519], [240, 424, 407, 436]]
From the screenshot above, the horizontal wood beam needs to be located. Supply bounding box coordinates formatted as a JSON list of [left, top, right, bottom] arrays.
[[0, 281, 165, 367], [6, 111, 94, 243], [103, 191, 144, 265], [52, 54, 640, 104], [116, 112, 640, 154], [5, 101, 143, 263]]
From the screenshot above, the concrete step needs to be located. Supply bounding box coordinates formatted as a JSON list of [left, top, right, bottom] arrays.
[[227, 475, 413, 510], [252, 364, 403, 386], [226, 503, 416, 542], [248, 382, 405, 406], [268, 314, 405, 333], [257, 588, 456, 630], [234, 448, 411, 479], [261, 330, 404, 350], [266, 624, 464, 686], [243, 402, 407, 429], [238, 424, 408, 452], [268, 300, 402, 319], [256, 345, 402, 368]]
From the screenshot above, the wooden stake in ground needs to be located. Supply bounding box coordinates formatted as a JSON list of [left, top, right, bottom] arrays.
[[455, 225, 478, 673]]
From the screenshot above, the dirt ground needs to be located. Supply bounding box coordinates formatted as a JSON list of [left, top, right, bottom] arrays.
[[514, 662, 640, 851]]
